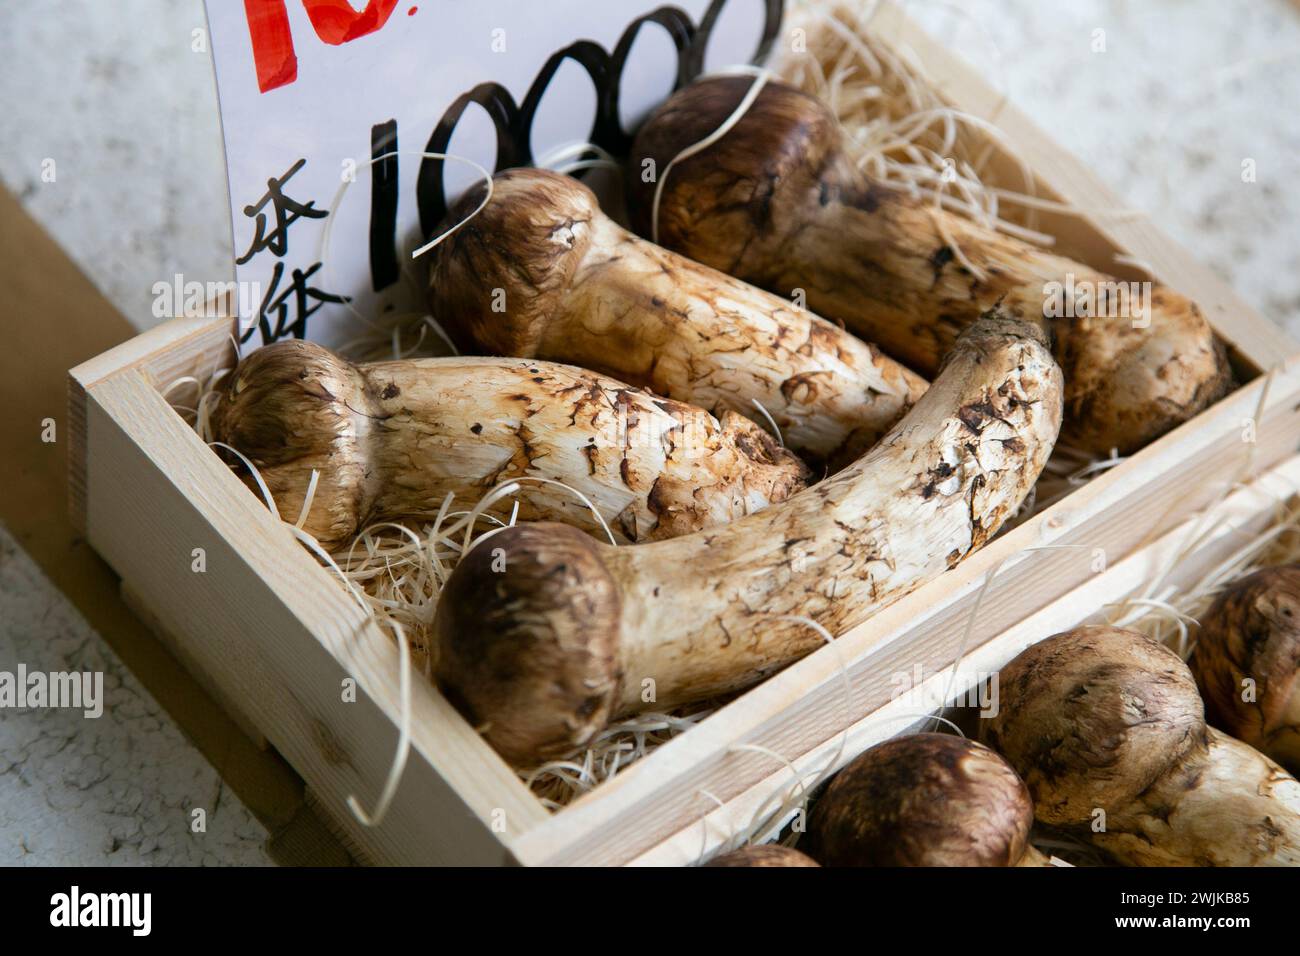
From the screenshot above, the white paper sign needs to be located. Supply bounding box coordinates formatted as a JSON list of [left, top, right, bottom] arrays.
[[204, 0, 784, 349]]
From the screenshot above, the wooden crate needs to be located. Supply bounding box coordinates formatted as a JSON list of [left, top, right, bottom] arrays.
[[68, 1, 1300, 866]]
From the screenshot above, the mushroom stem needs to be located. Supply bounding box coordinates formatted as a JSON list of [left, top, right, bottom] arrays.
[[210, 340, 808, 549], [1191, 566, 1300, 774], [629, 77, 1231, 455], [427, 168, 927, 467], [435, 313, 1061, 765], [983, 625, 1300, 866], [1106, 726, 1300, 866], [803, 733, 1039, 866]]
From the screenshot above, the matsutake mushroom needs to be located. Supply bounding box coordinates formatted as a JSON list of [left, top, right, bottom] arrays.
[[703, 846, 820, 867], [209, 340, 809, 549], [1191, 566, 1300, 775], [426, 168, 927, 467], [628, 76, 1231, 456], [983, 625, 1300, 866], [803, 733, 1049, 866], [435, 313, 1062, 766]]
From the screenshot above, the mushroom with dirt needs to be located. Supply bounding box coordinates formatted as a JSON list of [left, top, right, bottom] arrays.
[[435, 313, 1062, 766], [983, 624, 1300, 866], [628, 76, 1231, 456], [704, 846, 820, 867], [426, 168, 927, 468], [803, 732, 1050, 866], [1191, 566, 1300, 775], [210, 340, 809, 549]]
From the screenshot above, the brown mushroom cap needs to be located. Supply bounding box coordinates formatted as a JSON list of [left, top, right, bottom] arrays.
[[428, 168, 599, 357], [209, 340, 372, 545], [433, 522, 622, 766], [981, 626, 1206, 827], [803, 733, 1034, 866], [627, 76, 851, 282], [1191, 566, 1300, 772], [703, 845, 820, 867], [211, 339, 360, 469]]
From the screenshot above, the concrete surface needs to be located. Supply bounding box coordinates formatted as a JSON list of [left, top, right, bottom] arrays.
[[0, 524, 271, 865]]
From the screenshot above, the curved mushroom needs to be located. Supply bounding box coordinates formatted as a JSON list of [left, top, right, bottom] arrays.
[[1191, 566, 1300, 774], [628, 76, 1231, 455], [703, 845, 820, 867], [983, 625, 1300, 866], [803, 733, 1044, 866], [210, 340, 808, 549], [426, 168, 927, 467], [435, 313, 1061, 765]]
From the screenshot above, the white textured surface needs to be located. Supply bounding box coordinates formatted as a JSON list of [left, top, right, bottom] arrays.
[[0, 525, 271, 866], [906, 0, 1300, 336], [0, 0, 1296, 866], [0, 0, 232, 330]]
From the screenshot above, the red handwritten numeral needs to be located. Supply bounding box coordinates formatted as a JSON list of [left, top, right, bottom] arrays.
[[302, 0, 401, 44], [244, 0, 403, 93], [245, 0, 297, 93]]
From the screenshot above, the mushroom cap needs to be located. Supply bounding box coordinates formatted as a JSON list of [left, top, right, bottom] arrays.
[[704, 845, 820, 867], [627, 75, 862, 279], [210, 339, 357, 463], [426, 167, 600, 357], [209, 339, 370, 547], [981, 626, 1206, 827], [434, 521, 622, 767], [1191, 566, 1300, 770], [803, 733, 1034, 866]]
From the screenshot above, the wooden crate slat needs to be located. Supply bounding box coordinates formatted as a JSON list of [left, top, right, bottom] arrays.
[[69, 314, 238, 535]]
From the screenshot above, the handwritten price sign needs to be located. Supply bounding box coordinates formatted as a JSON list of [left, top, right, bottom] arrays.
[[205, 0, 783, 348]]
